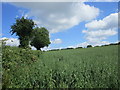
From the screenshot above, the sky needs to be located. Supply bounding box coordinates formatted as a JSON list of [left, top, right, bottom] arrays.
[[1, 1, 119, 50]]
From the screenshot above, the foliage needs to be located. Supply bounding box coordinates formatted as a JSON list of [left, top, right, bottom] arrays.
[[10, 17, 36, 48], [118, 42, 120, 45], [0, 38, 9, 48], [2, 45, 119, 88], [66, 48, 74, 50], [87, 45, 92, 48], [0, 39, 3, 89], [30, 27, 50, 50], [2, 46, 41, 88], [101, 44, 109, 47], [76, 47, 83, 49]]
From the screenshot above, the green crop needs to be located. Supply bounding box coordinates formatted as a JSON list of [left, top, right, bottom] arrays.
[[2, 45, 119, 88]]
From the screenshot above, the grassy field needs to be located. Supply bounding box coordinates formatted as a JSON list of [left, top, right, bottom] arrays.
[[2, 45, 119, 88]]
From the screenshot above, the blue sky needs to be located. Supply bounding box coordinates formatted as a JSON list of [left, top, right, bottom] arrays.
[[2, 2, 118, 50]]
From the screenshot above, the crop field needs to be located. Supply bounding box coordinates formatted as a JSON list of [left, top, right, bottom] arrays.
[[2, 45, 119, 88]]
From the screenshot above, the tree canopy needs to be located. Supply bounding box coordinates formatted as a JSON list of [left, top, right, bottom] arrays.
[[10, 17, 36, 48], [30, 27, 51, 50]]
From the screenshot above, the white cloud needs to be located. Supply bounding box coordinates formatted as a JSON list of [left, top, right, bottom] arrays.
[[51, 38, 62, 44], [10, 2, 99, 33], [2, 37, 20, 46], [67, 40, 119, 49], [41, 46, 54, 51], [82, 13, 118, 46], [85, 13, 118, 30], [76, 42, 89, 47], [68, 42, 89, 48], [1, 37, 40, 50], [67, 41, 109, 48], [31, 46, 37, 50], [84, 29, 117, 39]]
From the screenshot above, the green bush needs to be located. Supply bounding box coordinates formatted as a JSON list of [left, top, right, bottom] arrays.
[[2, 46, 41, 88], [87, 45, 92, 48]]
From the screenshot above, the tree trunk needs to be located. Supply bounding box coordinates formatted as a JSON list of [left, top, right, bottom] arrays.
[[36, 47, 41, 51]]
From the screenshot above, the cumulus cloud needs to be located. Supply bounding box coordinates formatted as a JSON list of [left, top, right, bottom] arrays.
[[9, 2, 99, 33], [67, 40, 119, 49], [67, 41, 109, 48], [41, 46, 52, 51], [85, 13, 118, 30], [82, 13, 118, 46], [1, 37, 20, 46], [7, 38, 19, 46], [31, 46, 37, 50], [51, 38, 62, 44], [0, 37, 38, 50], [67, 42, 89, 48]]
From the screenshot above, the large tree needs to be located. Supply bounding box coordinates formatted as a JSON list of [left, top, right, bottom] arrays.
[[30, 27, 51, 50], [10, 17, 36, 48]]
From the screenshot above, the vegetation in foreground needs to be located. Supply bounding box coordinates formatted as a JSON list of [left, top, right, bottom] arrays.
[[2, 44, 119, 88]]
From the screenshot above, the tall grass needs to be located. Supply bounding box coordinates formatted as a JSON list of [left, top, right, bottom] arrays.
[[2, 45, 119, 88]]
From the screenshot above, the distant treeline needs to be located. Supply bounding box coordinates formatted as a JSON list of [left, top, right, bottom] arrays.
[[49, 42, 120, 51]]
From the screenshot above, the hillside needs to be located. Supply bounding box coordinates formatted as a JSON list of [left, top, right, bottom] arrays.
[[2, 45, 119, 88]]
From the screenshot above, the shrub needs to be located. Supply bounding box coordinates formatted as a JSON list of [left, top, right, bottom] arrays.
[[94, 46, 99, 47], [66, 48, 74, 49], [109, 43, 118, 45], [2, 46, 41, 88], [87, 45, 92, 48], [76, 47, 82, 49]]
